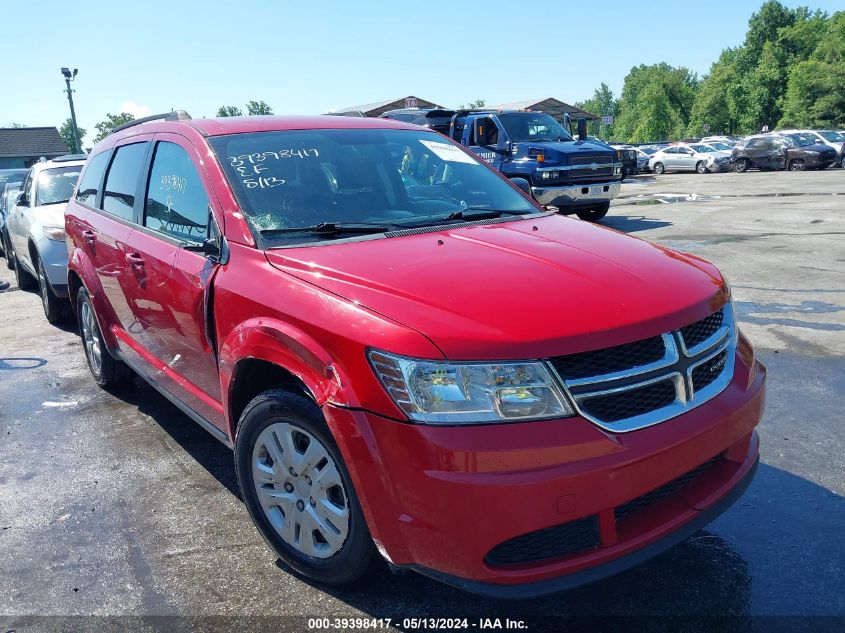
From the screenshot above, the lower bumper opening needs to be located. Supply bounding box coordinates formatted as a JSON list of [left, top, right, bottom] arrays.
[[484, 453, 724, 569]]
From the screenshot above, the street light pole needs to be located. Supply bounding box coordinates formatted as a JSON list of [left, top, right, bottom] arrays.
[[61, 67, 81, 154]]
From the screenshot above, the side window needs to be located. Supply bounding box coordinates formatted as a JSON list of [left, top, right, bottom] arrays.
[[144, 142, 210, 243], [746, 139, 763, 148], [75, 151, 111, 207], [19, 170, 33, 201], [102, 143, 148, 221], [474, 117, 499, 145], [665, 147, 679, 154]]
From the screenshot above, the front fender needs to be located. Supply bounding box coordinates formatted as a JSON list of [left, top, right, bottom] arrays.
[[218, 318, 356, 430]]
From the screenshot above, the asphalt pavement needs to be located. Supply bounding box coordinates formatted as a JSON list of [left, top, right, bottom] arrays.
[[0, 169, 843, 630]]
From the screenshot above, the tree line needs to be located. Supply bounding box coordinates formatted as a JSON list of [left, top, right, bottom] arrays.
[[575, 1, 844, 143], [55, 100, 275, 152]]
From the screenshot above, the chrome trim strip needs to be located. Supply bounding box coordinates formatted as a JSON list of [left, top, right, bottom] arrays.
[[536, 160, 617, 173], [550, 304, 736, 433], [564, 333, 678, 388]]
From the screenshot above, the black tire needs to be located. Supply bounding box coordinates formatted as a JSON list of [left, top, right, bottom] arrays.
[[788, 158, 806, 172], [235, 389, 376, 586], [653, 162, 665, 175], [2, 231, 14, 270], [37, 256, 70, 324], [696, 161, 707, 174], [840, 155, 845, 169], [12, 243, 36, 290], [734, 158, 749, 173], [76, 286, 131, 387], [576, 202, 610, 223]]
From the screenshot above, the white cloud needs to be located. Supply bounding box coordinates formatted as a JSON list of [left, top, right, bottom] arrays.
[[119, 100, 152, 119]]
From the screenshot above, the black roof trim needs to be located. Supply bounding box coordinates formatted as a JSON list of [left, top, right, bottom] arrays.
[[111, 110, 192, 135]]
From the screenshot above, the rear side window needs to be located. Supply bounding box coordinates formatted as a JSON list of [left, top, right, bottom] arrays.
[[143, 142, 210, 243], [102, 143, 148, 221], [75, 152, 111, 207]]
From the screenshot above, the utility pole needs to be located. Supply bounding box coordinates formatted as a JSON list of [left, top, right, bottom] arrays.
[[61, 67, 81, 153]]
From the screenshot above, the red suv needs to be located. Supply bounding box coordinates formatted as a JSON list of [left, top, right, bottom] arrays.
[[65, 112, 765, 596]]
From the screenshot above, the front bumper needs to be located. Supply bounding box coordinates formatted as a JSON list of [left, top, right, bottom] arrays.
[[707, 160, 732, 173], [35, 237, 70, 297], [531, 180, 622, 208], [323, 341, 766, 594]]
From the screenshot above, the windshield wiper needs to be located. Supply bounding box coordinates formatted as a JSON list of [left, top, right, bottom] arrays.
[[425, 208, 530, 224], [259, 222, 398, 238]]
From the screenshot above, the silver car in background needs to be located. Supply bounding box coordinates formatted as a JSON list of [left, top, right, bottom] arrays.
[[6, 155, 86, 322], [648, 143, 731, 174], [0, 168, 28, 259]]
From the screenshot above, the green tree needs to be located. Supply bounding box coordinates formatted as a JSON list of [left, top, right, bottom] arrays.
[[458, 99, 486, 109], [58, 118, 86, 152], [614, 63, 698, 142], [5, 122, 25, 128], [576, 83, 619, 138], [688, 49, 743, 136], [780, 12, 845, 127], [246, 100, 273, 115], [216, 105, 243, 117], [93, 113, 135, 143]]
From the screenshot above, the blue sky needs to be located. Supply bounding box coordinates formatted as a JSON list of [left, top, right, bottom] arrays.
[[1, 0, 841, 146]]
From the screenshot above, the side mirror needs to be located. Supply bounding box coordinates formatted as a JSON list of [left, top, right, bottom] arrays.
[[562, 113, 572, 135], [577, 118, 588, 141], [182, 235, 228, 264], [15, 191, 29, 207], [510, 177, 532, 196]]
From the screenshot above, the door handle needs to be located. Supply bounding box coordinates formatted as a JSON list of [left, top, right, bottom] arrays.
[[125, 252, 145, 268]]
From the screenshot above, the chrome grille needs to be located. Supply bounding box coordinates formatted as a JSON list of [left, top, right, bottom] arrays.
[[549, 304, 736, 432]]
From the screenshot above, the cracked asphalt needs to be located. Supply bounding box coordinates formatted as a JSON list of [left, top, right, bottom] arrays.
[[0, 170, 843, 629]]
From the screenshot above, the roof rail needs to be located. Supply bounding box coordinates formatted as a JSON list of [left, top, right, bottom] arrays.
[[111, 110, 192, 134], [53, 153, 88, 162]]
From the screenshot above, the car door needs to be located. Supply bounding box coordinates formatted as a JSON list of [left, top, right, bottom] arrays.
[[676, 147, 696, 171], [83, 140, 151, 343], [468, 116, 505, 169], [661, 147, 679, 170], [121, 135, 225, 428]]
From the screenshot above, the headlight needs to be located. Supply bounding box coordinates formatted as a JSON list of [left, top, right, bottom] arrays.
[[43, 226, 65, 241], [368, 351, 575, 424]]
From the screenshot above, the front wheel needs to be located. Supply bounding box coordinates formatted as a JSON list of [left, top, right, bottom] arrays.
[[576, 202, 610, 223], [840, 155, 845, 169], [653, 162, 665, 174], [37, 256, 69, 324], [788, 158, 806, 171], [696, 161, 707, 174], [2, 231, 13, 270], [235, 390, 376, 586], [734, 158, 749, 173]]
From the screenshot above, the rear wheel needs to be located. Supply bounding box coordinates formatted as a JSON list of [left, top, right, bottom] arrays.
[[37, 256, 69, 324], [1, 231, 13, 269], [576, 202, 610, 223], [76, 287, 131, 387], [840, 155, 845, 169], [696, 161, 707, 174], [12, 244, 36, 290], [788, 158, 806, 171], [653, 162, 665, 174], [734, 158, 749, 173], [235, 390, 376, 586]]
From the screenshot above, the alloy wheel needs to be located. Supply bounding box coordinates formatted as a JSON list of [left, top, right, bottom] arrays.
[[80, 300, 103, 375], [789, 159, 806, 171], [252, 422, 350, 558]]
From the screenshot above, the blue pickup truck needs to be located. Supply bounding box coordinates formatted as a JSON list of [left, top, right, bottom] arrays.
[[383, 108, 623, 222]]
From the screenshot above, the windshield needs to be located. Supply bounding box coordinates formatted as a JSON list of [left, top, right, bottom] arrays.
[[209, 128, 537, 245], [640, 147, 658, 155], [710, 142, 731, 151], [35, 166, 82, 206], [785, 133, 814, 147], [496, 113, 573, 142], [0, 169, 28, 189], [690, 144, 715, 153], [819, 130, 844, 142]]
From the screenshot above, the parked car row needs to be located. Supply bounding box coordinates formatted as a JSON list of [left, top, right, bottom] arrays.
[[0, 110, 766, 598]]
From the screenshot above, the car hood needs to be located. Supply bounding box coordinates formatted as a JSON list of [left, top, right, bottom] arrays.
[[801, 143, 837, 154], [525, 140, 616, 163], [264, 215, 727, 360], [19, 202, 67, 232]]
